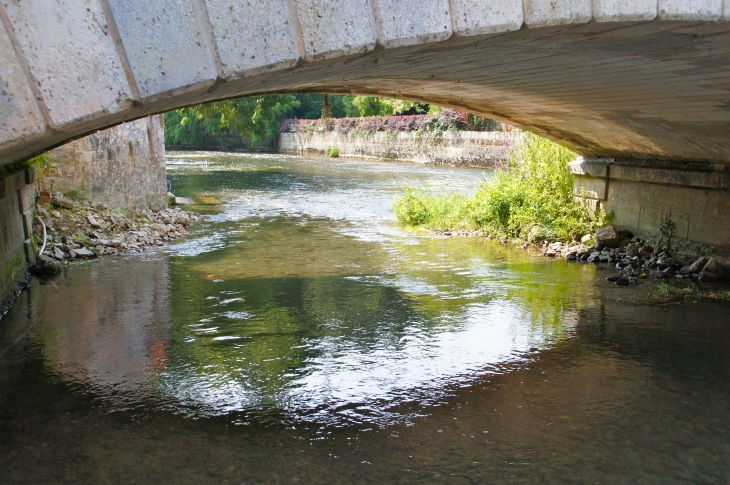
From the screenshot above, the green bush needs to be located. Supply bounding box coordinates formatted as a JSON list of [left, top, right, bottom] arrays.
[[326, 146, 339, 158], [393, 132, 606, 242]]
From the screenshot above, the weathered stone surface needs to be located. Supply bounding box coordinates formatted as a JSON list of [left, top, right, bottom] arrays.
[[372, 0, 451, 48], [450, 0, 523, 35], [203, 0, 299, 77], [107, 0, 217, 99], [523, 0, 592, 27], [1, 0, 134, 127], [173, 197, 195, 206], [33, 255, 63, 276], [658, 0, 723, 20], [698, 270, 720, 281], [0, 21, 45, 149], [625, 242, 640, 258], [593, 0, 657, 21], [51, 197, 75, 210], [294, 0, 376, 60], [702, 257, 723, 277], [47, 116, 166, 210], [175, 214, 190, 226], [279, 131, 521, 167], [73, 248, 95, 258], [596, 226, 620, 248]]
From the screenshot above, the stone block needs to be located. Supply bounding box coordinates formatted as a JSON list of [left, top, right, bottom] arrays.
[[574, 176, 607, 200], [639, 207, 689, 240], [658, 0, 723, 20], [450, 0, 523, 36], [688, 214, 730, 246], [603, 202, 640, 230], [607, 180, 641, 207], [660, 186, 708, 216], [1, 0, 134, 127], [294, 0, 376, 60], [523, 0, 592, 27], [204, 0, 299, 78], [704, 190, 730, 218], [592, 0, 657, 21], [0, 21, 45, 148], [107, 0, 217, 99], [568, 158, 611, 177], [372, 0, 451, 48]]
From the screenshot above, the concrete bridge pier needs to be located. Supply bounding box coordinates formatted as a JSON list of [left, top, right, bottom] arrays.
[[571, 157, 730, 261]]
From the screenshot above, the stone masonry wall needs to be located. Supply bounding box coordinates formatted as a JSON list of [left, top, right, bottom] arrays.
[[0, 167, 35, 314], [571, 158, 730, 263], [44, 115, 167, 210], [279, 131, 522, 168]]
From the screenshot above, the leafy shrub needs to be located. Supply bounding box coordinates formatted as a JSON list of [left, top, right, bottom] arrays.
[[326, 146, 339, 158], [393, 133, 606, 242]]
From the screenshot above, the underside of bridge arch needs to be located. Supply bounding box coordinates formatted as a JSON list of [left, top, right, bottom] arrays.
[[2, 1, 730, 166]]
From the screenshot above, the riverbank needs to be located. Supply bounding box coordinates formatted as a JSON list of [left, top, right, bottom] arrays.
[[32, 191, 198, 274]]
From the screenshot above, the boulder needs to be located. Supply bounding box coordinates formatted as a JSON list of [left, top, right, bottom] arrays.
[[73, 248, 95, 258], [698, 271, 720, 282], [625, 242, 640, 258], [701, 257, 723, 277], [174, 214, 190, 226], [595, 225, 620, 248], [580, 234, 592, 244], [32, 255, 63, 276], [51, 197, 75, 210], [587, 252, 601, 263], [686, 257, 709, 274], [150, 223, 168, 235], [86, 214, 102, 228]]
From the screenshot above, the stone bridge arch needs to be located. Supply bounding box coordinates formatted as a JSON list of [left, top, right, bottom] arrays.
[[1, 0, 730, 166]]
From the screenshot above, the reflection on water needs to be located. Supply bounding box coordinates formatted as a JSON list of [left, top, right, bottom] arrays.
[[1, 152, 730, 484]]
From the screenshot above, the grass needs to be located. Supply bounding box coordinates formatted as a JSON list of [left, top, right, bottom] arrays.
[[326, 146, 339, 158], [393, 132, 606, 242], [642, 282, 730, 305]]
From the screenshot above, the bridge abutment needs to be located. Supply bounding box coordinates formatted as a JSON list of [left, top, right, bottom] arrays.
[[571, 157, 730, 263]]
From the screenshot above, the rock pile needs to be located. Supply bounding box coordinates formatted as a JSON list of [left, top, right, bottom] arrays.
[[558, 225, 725, 285], [32, 191, 198, 272]]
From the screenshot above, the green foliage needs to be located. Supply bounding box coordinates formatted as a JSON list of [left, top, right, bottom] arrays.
[[321, 94, 332, 120], [326, 146, 339, 158], [393, 133, 606, 242], [346, 96, 426, 117], [165, 95, 300, 148], [654, 282, 694, 299], [65, 189, 84, 201], [26, 153, 55, 182], [658, 212, 676, 251]]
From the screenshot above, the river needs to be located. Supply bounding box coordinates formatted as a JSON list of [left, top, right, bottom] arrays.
[[1, 152, 729, 484]]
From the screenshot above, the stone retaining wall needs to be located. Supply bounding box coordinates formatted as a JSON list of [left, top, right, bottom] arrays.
[[0, 167, 35, 314], [571, 158, 730, 263], [279, 131, 522, 168], [44, 115, 167, 210]]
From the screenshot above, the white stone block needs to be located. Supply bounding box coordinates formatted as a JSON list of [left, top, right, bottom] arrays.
[[204, 0, 299, 78], [524, 0, 593, 27], [658, 0, 723, 20], [372, 0, 451, 48], [0, 21, 45, 148], [450, 0, 523, 36], [107, 0, 217, 99], [592, 0, 657, 21], [1, 0, 134, 127], [294, 0, 376, 60]]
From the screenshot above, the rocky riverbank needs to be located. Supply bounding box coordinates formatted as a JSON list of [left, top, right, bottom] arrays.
[[32, 191, 198, 275], [544, 225, 724, 285]]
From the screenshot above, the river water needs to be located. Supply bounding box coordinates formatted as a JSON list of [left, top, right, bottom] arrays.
[[1, 152, 730, 484]]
